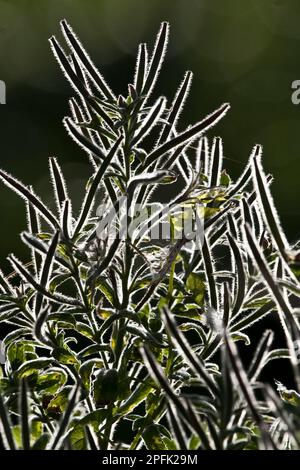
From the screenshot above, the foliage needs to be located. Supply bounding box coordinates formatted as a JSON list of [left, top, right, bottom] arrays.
[[0, 20, 300, 450]]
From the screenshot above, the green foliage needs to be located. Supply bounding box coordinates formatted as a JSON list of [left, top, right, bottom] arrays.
[[0, 19, 300, 450]]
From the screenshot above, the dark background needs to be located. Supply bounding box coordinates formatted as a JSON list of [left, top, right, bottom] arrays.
[[1, 0, 300, 266]]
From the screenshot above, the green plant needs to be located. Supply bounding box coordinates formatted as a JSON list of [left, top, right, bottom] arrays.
[[0, 20, 300, 450]]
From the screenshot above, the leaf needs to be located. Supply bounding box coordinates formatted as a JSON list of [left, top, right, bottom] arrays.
[[78, 344, 111, 359], [186, 272, 206, 306], [188, 434, 201, 450], [222, 281, 231, 327], [79, 359, 103, 389], [231, 332, 250, 346], [35, 231, 60, 316], [20, 379, 30, 450], [26, 191, 41, 235], [36, 368, 67, 394], [70, 425, 86, 450], [49, 36, 89, 98], [30, 423, 43, 447], [128, 170, 177, 193], [227, 150, 256, 199], [16, 358, 53, 379], [34, 307, 49, 342], [243, 224, 300, 343], [167, 402, 187, 450], [84, 425, 99, 450], [0, 268, 14, 295], [142, 424, 167, 450], [275, 380, 300, 407], [161, 307, 219, 397], [251, 147, 289, 260], [7, 342, 36, 371], [227, 233, 246, 318], [0, 306, 20, 322], [265, 385, 300, 448], [131, 98, 166, 147], [241, 197, 254, 228], [209, 185, 259, 248], [219, 347, 234, 433], [26, 193, 41, 274], [247, 330, 274, 382], [50, 384, 80, 449], [141, 346, 204, 442], [224, 332, 275, 450], [0, 169, 58, 228], [21, 232, 69, 270], [179, 322, 206, 343], [3, 329, 32, 348], [74, 135, 123, 235], [95, 279, 116, 307], [0, 385, 16, 449], [278, 279, 300, 297], [227, 213, 238, 239], [204, 200, 235, 231], [52, 345, 79, 365], [60, 199, 72, 240], [76, 322, 94, 340], [183, 399, 212, 450], [143, 103, 230, 169], [202, 236, 218, 310], [60, 19, 115, 101], [134, 43, 148, 94], [230, 300, 274, 333], [142, 22, 169, 102], [158, 70, 193, 145], [220, 169, 231, 187], [209, 137, 223, 188], [46, 386, 72, 415], [8, 254, 82, 307], [49, 157, 68, 212], [78, 410, 107, 434], [31, 433, 50, 450], [63, 117, 107, 162], [263, 348, 289, 367]]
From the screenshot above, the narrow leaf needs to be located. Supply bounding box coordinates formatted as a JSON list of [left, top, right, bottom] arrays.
[[20, 379, 30, 450], [247, 330, 274, 382], [162, 307, 219, 396], [35, 231, 60, 316], [131, 98, 166, 146], [224, 332, 275, 449], [227, 233, 246, 318], [49, 157, 68, 212], [251, 146, 289, 259], [142, 22, 169, 101], [0, 169, 58, 228], [166, 402, 187, 450], [60, 19, 115, 101], [144, 103, 230, 169], [60, 199, 72, 240], [134, 43, 148, 94], [8, 255, 82, 307], [74, 135, 123, 235], [209, 137, 223, 188], [158, 71, 193, 145], [202, 235, 218, 311], [0, 392, 16, 449]]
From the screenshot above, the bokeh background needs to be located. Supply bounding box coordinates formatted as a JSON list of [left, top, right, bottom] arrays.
[[0, 0, 300, 267]]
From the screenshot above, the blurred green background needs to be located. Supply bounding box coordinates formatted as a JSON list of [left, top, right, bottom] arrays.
[[0, 0, 300, 268]]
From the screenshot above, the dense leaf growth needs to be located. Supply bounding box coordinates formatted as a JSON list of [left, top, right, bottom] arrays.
[[0, 21, 300, 450]]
